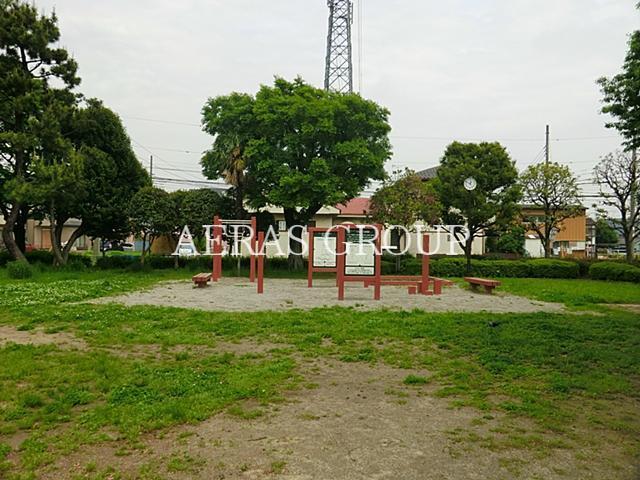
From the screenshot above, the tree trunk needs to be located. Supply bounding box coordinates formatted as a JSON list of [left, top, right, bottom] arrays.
[[14, 206, 29, 254], [284, 208, 304, 271], [625, 237, 634, 263], [395, 231, 405, 273], [287, 224, 304, 271], [50, 221, 65, 266], [141, 234, 147, 265], [464, 235, 473, 274], [2, 201, 27, 262], [543, 235, 551, 258], [62, 226, 85, 263]]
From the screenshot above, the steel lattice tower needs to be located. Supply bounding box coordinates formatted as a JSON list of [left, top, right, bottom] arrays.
[[324, 0, 353, 93]]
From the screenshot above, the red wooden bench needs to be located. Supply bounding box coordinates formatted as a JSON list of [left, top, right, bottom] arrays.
[[363, 276, 445, 296], [464, 277, 501, 294], [192, 272, 212, 288]]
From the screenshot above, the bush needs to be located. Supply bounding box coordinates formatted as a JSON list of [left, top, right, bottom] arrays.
[[96, 255, 139, 269], [589, 262, 640, 283], [7, 261, 33, 279], [391, 256, 580, 279]]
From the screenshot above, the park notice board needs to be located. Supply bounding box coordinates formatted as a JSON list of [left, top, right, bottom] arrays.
[[344, 227, 377, 276], [312, 231, 337, 268]]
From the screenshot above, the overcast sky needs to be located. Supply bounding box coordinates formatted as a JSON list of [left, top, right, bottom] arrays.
[[38, 0, 638, 204]]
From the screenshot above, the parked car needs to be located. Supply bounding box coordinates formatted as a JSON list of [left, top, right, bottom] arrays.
[[101, 240, 125, 252]]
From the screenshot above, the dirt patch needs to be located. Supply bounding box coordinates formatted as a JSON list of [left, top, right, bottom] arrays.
[[0, 325, 87, 350], [609, 304, 640, 314], [39, 358, 635, 480], [99, 340, 291, 361], [91, 278, 564, 314]]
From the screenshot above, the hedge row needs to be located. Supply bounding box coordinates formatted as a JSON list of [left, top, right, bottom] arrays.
[[95, 254, 295, 272], [389, 257, 581, 279], [589, 262, 640, 283], [0, 250, 92, 268], [2, 249, 639, 281]]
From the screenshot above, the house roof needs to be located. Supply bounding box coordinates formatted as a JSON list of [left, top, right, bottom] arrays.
[[336, 197, 371, 216], [416, 166, 439, 180]]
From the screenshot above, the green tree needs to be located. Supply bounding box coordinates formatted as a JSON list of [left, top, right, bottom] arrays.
[[594, 151, 639, 261], [172, 188, 234, 243], [434, 142, 521, 271], [128, 187, 177, 263], [492, 224, 525, 255], [369, 170, 441, 270], [201, 93, 256, 219], [595, 218, 619, 247], [25, 100, 149, 265], [0, 0, 80, 261], [597, 28, 640, 151], [520, 162, 582, 258], [202, 77, 391, 269], [68, 101, 149, 244]]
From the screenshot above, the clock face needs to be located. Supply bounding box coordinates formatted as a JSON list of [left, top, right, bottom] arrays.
[[464, 177, 477, 191]]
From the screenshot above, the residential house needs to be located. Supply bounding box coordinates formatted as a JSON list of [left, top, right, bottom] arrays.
[[521, 206, 588, 258]]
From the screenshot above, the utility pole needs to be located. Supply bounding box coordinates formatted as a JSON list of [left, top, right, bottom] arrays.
[[325, 0, 353, 93], [150, 155, 154, 183], [545, 125, 550, 164]]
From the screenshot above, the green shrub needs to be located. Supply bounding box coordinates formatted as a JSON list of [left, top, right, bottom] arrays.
[[526, 259, 580, 278], [393, 256, 579, 279], [7, 261, 33, 279], [25, 250, 55, 265], [589, 262, 640, 283], [96, 255, 139, 269]]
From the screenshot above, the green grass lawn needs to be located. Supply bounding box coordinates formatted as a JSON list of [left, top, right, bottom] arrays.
[[0, 270, 638, 478], [497, 278, 640, 306]]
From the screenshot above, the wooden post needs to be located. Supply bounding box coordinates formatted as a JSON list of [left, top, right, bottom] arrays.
[[307, 228, 314, 288], [249, 216, 257, 283], [212, 216, 222, 282], [421, 234, 430, 295], [336, 228, 345, 300], [257, 231, 264, 294], [373, 225, 382, 300]]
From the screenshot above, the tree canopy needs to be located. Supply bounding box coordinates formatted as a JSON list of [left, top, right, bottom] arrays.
[[0, 0, 80, 261], [128, 186, 177, 262], [202, 77, 392, 269], [520, 162, 582, 258], [594, 151, 639, 261], [597, 29, 640, 150], [434, 141, 521, 270]]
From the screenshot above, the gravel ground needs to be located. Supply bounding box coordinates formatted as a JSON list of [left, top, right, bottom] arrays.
[[92, 277, 564, 314]]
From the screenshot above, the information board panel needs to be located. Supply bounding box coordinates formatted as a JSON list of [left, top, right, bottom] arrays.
[[344, 227, 377, 276], [312, 231, 337, 268]]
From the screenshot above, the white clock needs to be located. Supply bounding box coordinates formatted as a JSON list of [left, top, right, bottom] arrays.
[[464, 177, 477, 191]]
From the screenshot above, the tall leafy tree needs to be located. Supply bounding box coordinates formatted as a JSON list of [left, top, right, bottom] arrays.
[[202, 77, 391, 269], [201, 93, 256, 219], [172, 188, 234, 243], [0, 0, 80, 261], [434, 142, 521, 271], [128, 186, 177, 263], [370, 170, 441, 270], [520, 162, 582, 258], [26, 100, 149, 265], [67, 100, 149, 246], [597, 22, 640, 151], [594, 151, 639, 261]]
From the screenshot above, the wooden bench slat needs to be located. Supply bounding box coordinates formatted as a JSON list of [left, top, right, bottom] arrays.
[[463, 276, 500, 294], [192, 272, 212, 287]]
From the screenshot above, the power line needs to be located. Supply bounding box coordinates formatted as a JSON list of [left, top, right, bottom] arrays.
[[123, 115, 200, 127], [120, 113, 620, 144]]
